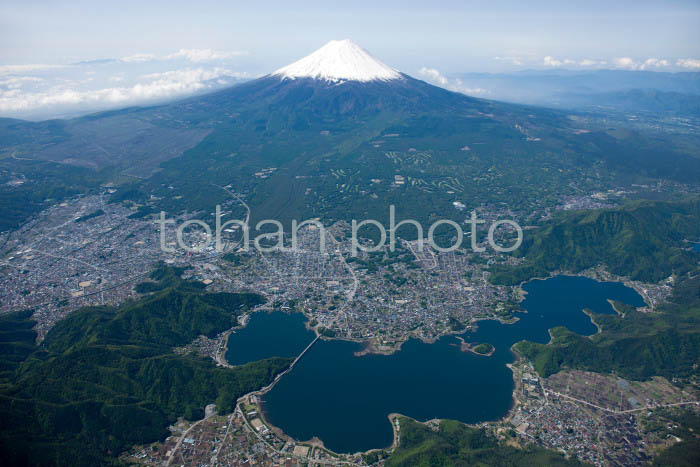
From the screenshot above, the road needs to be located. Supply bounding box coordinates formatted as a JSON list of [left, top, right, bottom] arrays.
[[165, 406, 217, 466], [213, 183, 250, 251], [544, 389, 700, 414]]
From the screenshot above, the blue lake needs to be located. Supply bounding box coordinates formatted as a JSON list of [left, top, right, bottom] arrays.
[[225, 310, 315, 365], [228, 275, 646, 453]]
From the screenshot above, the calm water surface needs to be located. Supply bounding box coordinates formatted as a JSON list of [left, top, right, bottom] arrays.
[[228, 275, 646, 453], [225, 310, 315, 365]]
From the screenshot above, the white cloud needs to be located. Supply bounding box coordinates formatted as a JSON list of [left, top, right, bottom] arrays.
[[579, 58, 607, 67], [418, 67, 489, 96], [418, 67, 448, 85], [165, 48, 249, 62], [451, 80, 489, 96], [612, 57, 639, 69], [120, 53, 157, 63], [676, 58, 700, 69], [543, 56, 563, 67], [0, 64, 63, 75], [0, 48, 253, 117], [491, 56, 524, 66], [0, 67, 246, 114], [506, 54, 673, 70], [139, 68, 249, 82], [612, 57, 670, 70], [542, 56, 577, 67], [118, 49, 248, 64], [639, 58, 669, 70], [0, 76, 44, 89]]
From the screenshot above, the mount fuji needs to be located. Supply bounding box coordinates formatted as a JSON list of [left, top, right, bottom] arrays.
[[2, 39, 698, 231], [143, 40, 695, 225], [272, 39, 402, 83], [187, 39, 481, 118]]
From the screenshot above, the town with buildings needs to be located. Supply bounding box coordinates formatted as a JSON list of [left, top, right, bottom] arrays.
[[507, 362, 700, 466], [1, 189, 698, 466]]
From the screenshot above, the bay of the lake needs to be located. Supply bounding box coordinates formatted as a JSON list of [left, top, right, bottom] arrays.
[[225, 310, 315, 365]]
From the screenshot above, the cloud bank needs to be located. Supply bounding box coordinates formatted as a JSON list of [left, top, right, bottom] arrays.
[[542, 55, 672, 70], [165, 49, 248, 62], [677, 58, 700, 69], [120, 48, 248, 64], [0, 47, 252, 118], [0, 67, 249, 117]]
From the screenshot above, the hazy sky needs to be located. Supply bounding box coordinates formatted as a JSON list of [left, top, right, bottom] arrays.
[[2, 0, 700, 118]]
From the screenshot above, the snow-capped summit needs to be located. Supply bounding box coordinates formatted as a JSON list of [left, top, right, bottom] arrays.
[[272, 39, 402, 83]]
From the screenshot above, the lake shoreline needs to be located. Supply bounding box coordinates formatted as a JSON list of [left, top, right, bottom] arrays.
[[230, 274, 645, 455]]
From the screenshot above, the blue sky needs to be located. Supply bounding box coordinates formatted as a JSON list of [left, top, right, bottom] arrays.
[[1, 0, 699, 118]]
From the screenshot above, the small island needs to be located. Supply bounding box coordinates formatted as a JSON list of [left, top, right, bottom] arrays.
[[472, 342, 495, 356], [455, 337, 496, 356]]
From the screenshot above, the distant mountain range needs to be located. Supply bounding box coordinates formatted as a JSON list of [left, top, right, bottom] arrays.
[[451, 69, 700, 114]]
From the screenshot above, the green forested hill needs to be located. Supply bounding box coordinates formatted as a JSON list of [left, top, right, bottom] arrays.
[[516, 273, 700, 380], [490, 199, 700, 285], [385, 418, 581, 466], [488, 198, 700, 387], [0, 266, 291, 466], [652, 411, 700, 467]]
